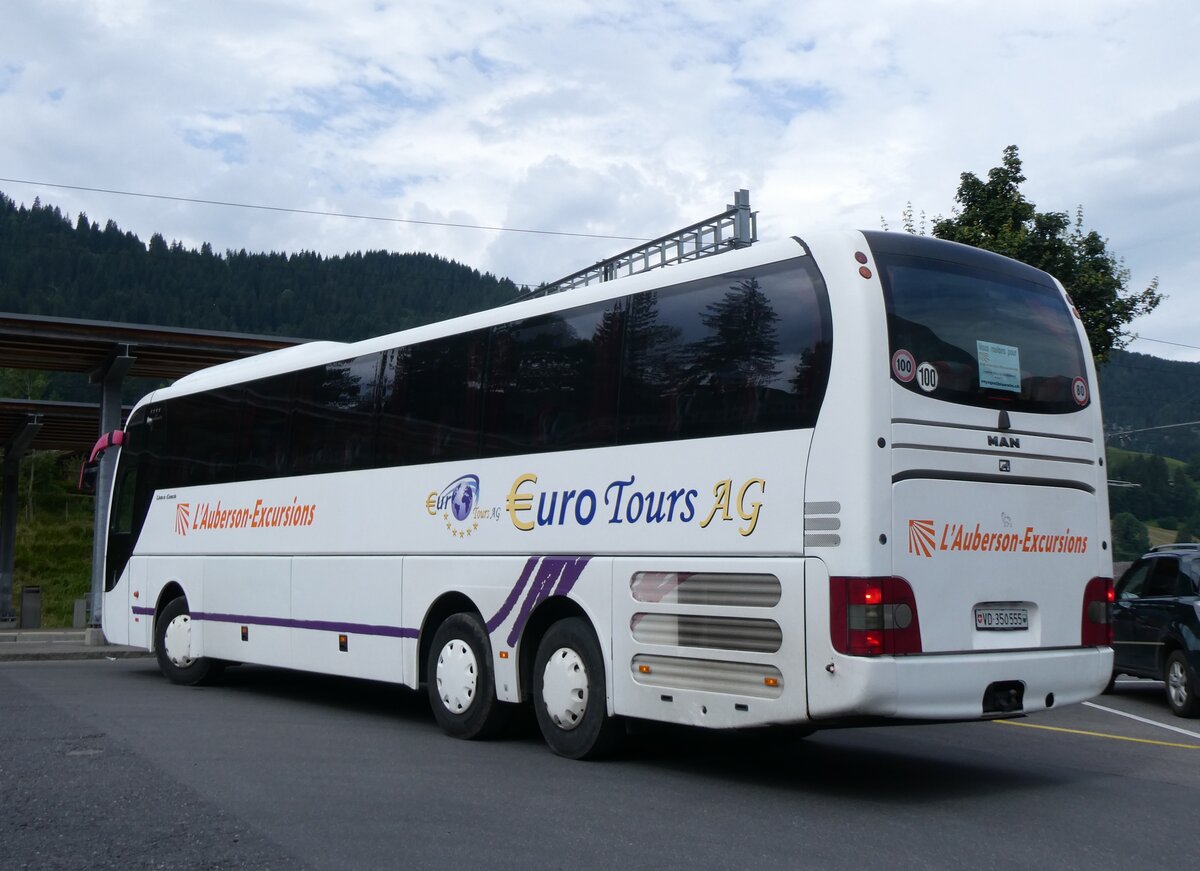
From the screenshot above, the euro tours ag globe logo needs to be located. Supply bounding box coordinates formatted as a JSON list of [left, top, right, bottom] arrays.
[[426, 474, 487, 538], [447, 475, 477, 521]]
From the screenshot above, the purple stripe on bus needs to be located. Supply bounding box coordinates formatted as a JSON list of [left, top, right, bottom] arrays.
[[485, 556, 539, 633], [132, 553, 590, 645], [552, 556, 589, 598], [506, 556, 592, 648], [190, 611, 418, 639]]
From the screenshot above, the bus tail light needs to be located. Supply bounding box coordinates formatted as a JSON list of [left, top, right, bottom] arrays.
[[829, 576, 922, 656], [1081, 577, 1113, 646]]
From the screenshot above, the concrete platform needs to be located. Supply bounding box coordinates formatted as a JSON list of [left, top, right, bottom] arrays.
[[0, 628, 149, 662]]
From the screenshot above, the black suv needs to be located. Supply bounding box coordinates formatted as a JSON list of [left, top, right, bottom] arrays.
[[1110, 544, 1200, 717]]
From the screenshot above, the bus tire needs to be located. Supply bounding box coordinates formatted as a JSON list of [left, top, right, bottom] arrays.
[[155, 597, 221, 686], [427, 613, 509, 740], [532, 617, 622, 760], [1164, 651, 1200, 718]]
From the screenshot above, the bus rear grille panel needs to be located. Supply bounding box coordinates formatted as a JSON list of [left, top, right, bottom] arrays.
[[631, 654, 784, 699], [630, 571, 781, 607], [631, 614, 783, 653]]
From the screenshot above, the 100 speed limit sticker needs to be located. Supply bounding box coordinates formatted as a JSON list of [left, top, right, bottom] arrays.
[[893, 350, 938, 392]]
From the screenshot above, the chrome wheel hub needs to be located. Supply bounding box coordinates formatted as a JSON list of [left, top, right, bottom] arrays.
[[1167, 659, 1189, 709], [162, 614, 195, 668], [435, 639, 478, 714], [541, 647, 588, 731]]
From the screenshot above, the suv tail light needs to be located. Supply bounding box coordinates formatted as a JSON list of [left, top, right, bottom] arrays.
[[1081, 576, 1113, 645], [830, 576, 923, 656]]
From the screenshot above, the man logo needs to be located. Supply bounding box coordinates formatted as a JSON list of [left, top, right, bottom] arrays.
[[908, 519, 936, 557], [175, 503, 191, 536], [987, 435, 1020, 449]]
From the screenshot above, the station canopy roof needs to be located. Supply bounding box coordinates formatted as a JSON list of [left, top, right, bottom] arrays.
[[1, 311, 305, 455]]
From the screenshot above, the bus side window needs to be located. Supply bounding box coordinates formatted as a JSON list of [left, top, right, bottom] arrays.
[[241, 375, 294, 481], [620, 259, 832, 444], [483, 301, 621, 456], [291, 354, 382, 475], [380, 330, 486, 464]]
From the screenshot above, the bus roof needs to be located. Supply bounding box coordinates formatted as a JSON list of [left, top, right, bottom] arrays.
[[141, 235, 820, 407]]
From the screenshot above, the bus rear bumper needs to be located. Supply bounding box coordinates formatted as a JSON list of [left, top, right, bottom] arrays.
[[889, 646, 1113, 720], [810, 646, 1113, 722]]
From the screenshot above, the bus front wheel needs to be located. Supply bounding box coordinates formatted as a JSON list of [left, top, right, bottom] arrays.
[[426, 613, 510, 739], [155, 597, 221, 686], [532, 617, 622, 759]]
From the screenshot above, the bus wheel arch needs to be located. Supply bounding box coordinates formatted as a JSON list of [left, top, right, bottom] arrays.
[[154, 592, 221, 686], [152, 581, 187, 639], [517, 596, 589, 703], [418, 592, 480, 685]]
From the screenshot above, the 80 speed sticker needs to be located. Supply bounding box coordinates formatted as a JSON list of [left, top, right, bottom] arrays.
[[1072, 376, 1089, 406]]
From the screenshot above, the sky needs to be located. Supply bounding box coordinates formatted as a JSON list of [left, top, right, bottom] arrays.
[[1, 0, 1197, 360]]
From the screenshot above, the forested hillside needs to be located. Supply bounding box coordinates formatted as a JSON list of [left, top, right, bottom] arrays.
[[0, 192, 519, 342], [1097, 350, 1200, 461]]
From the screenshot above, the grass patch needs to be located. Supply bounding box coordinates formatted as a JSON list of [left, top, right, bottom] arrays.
[[9, 453, 95, 627]]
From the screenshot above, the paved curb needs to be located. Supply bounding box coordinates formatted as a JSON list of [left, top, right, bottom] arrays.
[[0, 630, 150, 662], [0, 647, 151, 662]]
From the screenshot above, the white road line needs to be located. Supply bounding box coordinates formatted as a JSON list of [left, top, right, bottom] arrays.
[[1083, 701, 1200, 740]]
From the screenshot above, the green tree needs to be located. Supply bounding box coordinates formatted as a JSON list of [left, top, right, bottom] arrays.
[[1176, 518, 1198, 544], [1112, 512, 1151, 561], [0, 368, 49, 399], [932, 145, 1162, 361]]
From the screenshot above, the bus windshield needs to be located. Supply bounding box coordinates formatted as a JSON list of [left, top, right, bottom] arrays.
[[875, 245, 1090, 414]]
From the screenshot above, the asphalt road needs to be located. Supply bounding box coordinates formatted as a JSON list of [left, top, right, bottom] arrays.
[[1, 660, 1196, 870]]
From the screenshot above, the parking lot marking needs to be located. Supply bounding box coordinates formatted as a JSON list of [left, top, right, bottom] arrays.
[[994, 719, 1200, 749], [1083, 701, 1200, 741]]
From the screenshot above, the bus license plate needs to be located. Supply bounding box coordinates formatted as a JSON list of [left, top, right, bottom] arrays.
[[974, 607, 1029, 631]]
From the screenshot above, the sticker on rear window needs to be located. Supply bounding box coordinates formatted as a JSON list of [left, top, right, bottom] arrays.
[[1071, 376, 1089, 406], [916, 362, 938, 392], [892, 349, 915, 383], [977, 340, 1021, 393]]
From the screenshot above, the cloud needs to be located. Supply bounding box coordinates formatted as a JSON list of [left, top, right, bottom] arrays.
[[1, 0, 1197, 358]]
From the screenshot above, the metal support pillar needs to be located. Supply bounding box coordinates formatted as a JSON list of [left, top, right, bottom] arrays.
[[0, 417, 42, 626], [730, 188, 754, 249], [87, 347, 135, 635]]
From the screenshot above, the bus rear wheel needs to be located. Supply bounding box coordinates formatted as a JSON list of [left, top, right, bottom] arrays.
[[427, 613, 510, 739], [155, 597, 221, 686], [532, 617, 622, 759]]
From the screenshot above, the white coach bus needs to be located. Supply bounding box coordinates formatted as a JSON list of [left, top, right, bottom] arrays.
[[86, 230, 1114, 758]]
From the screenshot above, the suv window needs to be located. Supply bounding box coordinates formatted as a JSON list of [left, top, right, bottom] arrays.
[[1118, 556, 1200, 601], [1144, 557, 1184, 598], [1183, 557, 1200, 594], [1117, 561, 1151, 600]]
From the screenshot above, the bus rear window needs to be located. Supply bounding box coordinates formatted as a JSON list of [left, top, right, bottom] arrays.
[[875, 247, 1090, 414]]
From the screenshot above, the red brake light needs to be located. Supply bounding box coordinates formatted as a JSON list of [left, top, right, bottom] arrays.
[[1081, 577, 1113, 646], [830, 576, 922, 656]]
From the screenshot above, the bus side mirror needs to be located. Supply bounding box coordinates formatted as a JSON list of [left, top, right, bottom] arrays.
[[78, 430, 127, 494], [78, 462, 99, 494]]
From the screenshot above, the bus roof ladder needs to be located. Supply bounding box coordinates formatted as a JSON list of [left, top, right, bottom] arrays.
[[539, 189, 757, 295]]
